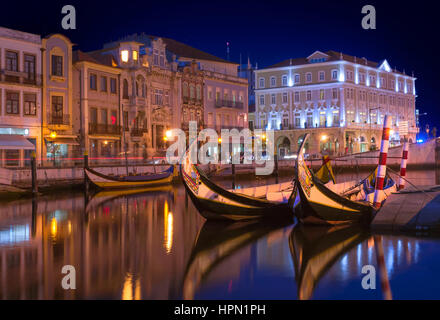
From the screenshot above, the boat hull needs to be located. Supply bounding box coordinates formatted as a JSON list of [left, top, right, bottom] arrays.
[[85, 166, 174, 189]]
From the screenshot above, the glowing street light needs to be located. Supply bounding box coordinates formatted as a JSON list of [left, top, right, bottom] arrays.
[[50, 131, 57, 139], [321, 134, 328, 141]]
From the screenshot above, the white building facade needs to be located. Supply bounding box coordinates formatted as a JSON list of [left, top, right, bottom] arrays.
[[254, 51, 418, 157]]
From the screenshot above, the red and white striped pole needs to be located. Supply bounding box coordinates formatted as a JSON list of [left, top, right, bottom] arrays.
[[373, 115, 392, 208], [398, 141, 409, 190]]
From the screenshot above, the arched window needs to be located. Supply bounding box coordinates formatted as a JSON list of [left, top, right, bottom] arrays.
[[123, 79, 129, 99]]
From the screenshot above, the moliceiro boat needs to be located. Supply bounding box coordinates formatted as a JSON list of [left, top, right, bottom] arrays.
[[180, 142, 297, 221], [294, 133, 377, 225], [84, 165, 176, 189]]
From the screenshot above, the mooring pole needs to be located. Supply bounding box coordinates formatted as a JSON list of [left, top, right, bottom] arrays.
[[398, 139, 409, 190], [231, 163, 236, 189], [31, 151, 38, 195], [373, 115, 391, 208], [84, 150, 89, 192]]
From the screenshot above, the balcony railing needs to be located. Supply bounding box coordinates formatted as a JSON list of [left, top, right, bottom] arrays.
[[48, 114, 70, 125], [89, 123, 122, 135], [0, 70, 43, 86], [183, 96, 202, 105], [215, 99, 244, 109]]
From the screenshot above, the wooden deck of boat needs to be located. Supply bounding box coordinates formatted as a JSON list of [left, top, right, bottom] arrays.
[[372, 185, 440, 233]]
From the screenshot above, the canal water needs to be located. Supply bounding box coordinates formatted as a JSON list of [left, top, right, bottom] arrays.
[[0, 170, 439, 299]]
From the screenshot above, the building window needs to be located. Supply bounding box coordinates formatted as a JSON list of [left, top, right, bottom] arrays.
[[332, 88, 338, 99], [306, 90, 312, 101], [270, 76, 276, 87], [6, 51, 18, 71], [6, 92, 20, 114], [294, 74, 300, 83], [24, 93, 37, 116], [319, 89, 324, 100], [306, 73, 312, 83], [283, 117, 289, 128], [101, 76, 107, 92], [165, 91, 169, 105], [380, 77, 385, 88], [271, 94, 276, 105], [121, 50, 129, 63], [51, 96, 63, 118], [5, 150, 20, 167], [332, 110, 339, 125], [51, 55, 63, 76], [90, 74, 97, 90], [132, 50, 138, 61], [282, 75, 288, 86], [123, 79, 129, 99], [306, 112, 313, 128], [259, 95, 265, 105], [24, 54, 36, 82], [282, 92, 288, 103], [259, 78, 265, 88], [196, 85, 201, 100], [319, 71, 325, 81], [294, 92, 299, 102], [110, 78, 117, 94], [331, 70, 338, 80], [295, 113, 301, 128], [154, 89, 163, 105], [153, 49, 159, 65], [160, 51, 165, 67]]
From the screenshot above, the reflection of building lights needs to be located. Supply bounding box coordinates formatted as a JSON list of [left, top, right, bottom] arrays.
[[68, 221, 72, 234], [50, 218, 57, 238], [122, 273, 133, 300], [164, 201, 173, 254]]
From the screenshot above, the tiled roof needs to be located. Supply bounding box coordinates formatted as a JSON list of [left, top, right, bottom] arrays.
[[265, 50, 406, 75], [118, 33, 236, 65], [73, 50, 117, 68]]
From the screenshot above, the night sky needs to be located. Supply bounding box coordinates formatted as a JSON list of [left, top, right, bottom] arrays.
[[1, 0, 436, 132]]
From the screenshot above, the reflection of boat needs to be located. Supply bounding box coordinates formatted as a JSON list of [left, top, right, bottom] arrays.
[[85, 185, 173, 213], [294, 134, 375, 225], [289, 224, 369, 300], [180, 142, 297, 221], [84, 165, 176, 189], [183, 219, 292, 299]]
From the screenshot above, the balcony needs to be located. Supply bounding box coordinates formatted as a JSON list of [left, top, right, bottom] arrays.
[[130, 127, 147, 137], [89, 123, 122, 135], [215, 99, 244, 109], [183, 96, 202, 105], [48, 114, 70, 125], [0, 70, 42, 86]]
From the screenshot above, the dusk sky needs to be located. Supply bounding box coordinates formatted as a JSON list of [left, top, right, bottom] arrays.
[[2, 0, 435, 131]]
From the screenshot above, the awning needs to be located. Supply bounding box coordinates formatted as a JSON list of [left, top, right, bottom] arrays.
[[0, 135, 35, 150], [45, 137, 79, 145]]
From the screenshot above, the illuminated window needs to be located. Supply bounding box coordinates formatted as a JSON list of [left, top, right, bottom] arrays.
[[133, 50, 138, 61], [121, 50, 129, 63]]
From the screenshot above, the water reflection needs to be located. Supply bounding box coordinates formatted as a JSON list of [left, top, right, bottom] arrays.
[[289, 224, 369, 300], [183, 219, 292, 299], [0, 173, 440, 299]]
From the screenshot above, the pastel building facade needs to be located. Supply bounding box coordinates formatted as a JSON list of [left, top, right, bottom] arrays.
[[0, 27, 43, 167], [254, 50, 417, 157]]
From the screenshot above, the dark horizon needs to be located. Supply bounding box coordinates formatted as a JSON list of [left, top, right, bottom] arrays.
[[1, 0, 436, 132]]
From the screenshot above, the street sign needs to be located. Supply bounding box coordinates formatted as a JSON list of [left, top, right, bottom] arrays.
[[399, 121, 408, 136]]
